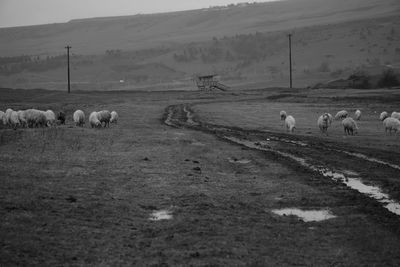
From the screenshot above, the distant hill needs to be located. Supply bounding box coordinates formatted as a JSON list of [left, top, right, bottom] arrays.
[[0, 0, 399, 90], [0, 0, 398, 56]]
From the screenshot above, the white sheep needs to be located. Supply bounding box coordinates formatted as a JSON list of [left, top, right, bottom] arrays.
[[342, 117, 358, 135], [89, 112, 101, 128], [280, 110, 287, 121], [335, 110, 348, 120], [25, 109, 47, 128], [317, 113, 330, 134], [9, 111, 20, 129], [355, 110, 361, 121], [285, 115, 296, 133], [43, 110, 56, 126], [5, 108, 14, 126], [97, 110, 111, 128], [383, 117, 400, 135], [110, 111, 118, 124], [17, 110, 28, 128], [392, 112, 400, 120], [380, 111, 389, 121], [325, 113, 333, 126], [0, 111, 6, 126], [73, 110, 85, 127]]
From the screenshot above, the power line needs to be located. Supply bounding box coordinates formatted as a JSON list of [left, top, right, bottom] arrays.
[[65, 45, 71, 93]]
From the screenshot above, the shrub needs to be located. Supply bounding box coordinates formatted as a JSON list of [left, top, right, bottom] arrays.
[[348, 70, 371, 89], [378, 69, 399, 88]]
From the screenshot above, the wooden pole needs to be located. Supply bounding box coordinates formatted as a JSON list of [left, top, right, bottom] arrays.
[[288, 34, 292, 88], [65, 45, 71, 93]]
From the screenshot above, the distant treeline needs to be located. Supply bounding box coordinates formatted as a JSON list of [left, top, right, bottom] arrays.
[[173, 32, 285, 64], [0, 55, 67, 75], [0, 54, 96, 75]]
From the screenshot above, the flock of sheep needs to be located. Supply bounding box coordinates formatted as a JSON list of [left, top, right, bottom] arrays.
[[280, 109, 400, 135], [0, 108, 119, 129]]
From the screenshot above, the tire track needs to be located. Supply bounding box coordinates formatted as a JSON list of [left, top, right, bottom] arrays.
[[163, 103, 400, 216]]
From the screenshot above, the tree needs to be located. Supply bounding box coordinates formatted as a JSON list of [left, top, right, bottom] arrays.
[[378, 69, 399, 88]]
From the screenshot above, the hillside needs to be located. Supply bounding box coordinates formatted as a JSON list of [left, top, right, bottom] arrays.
[[0, 0, 398, 56], [0, 0, 399, 90]]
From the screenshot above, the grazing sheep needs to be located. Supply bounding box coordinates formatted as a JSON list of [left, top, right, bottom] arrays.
[[110, 111, 118, 124], [285, 115, 296, 133], [342, 117, 358, 135], [9, 111, 20, 129], [43, 110, 56, 126], [5, 108, 14, 126], [380, 111, 389, 121], [355, 110, 362, 121], [73, 110, 85, 127], [335, 110, 348, 120], [17, 110, 28, 128], [392, 112, 400, 120], [317, 113, 330, 134], [280, 110, 287, 121], [97, 110, 111, 128], [326, 113, 334, 126], [0, 111, 6, 126], [57, 111, 66, 125], [383, 117, 400, 135], [89, 112, 101, 128], [25, 109, 47, 128]]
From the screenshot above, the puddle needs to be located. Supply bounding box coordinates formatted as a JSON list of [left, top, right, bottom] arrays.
[[183, 106, 196, 125], [228, 157, 251, 164], [149, 209, 173, 221], [272, 208, 336, 222], [191, 141, 205, 146], [321, 169, 400, 215], [164, 107, 174, 126], [224, 136, 400, 216]]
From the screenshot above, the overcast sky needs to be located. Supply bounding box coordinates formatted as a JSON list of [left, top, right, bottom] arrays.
[[0, 0, 277, 28]]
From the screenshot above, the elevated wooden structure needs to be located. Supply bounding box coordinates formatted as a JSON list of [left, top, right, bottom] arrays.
[[195, 75, 229, 91]]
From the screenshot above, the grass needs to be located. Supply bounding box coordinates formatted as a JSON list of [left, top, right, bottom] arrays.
[[1, 87, 400, 265]]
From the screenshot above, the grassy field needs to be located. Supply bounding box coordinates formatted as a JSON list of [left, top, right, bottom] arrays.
[[1, 86, 400, 265]]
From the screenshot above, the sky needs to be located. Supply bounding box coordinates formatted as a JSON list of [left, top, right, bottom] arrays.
[[0, 0, 277, 28]]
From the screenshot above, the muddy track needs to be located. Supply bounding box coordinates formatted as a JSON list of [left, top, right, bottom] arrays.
[[163, 103, 400, 218]]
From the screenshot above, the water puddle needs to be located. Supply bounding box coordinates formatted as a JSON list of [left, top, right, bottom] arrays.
[[165, 107, 174, 126], [228, 157, 251, 164], [183, 106, 196, 125], [224, 136, 400, 216], [320, 169, 400, 215], [191, 140, 205, 146], [272, 208, 336, 222], [149, 209, 173, 221]]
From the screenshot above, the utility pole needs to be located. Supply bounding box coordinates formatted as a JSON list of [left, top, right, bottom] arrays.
[[65, 45, 71, 93], [288, 34, 293, 89]]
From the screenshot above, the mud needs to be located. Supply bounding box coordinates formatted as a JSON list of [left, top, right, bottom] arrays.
[[164, 103, 400, 217], [228, 157, 251, 164]]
